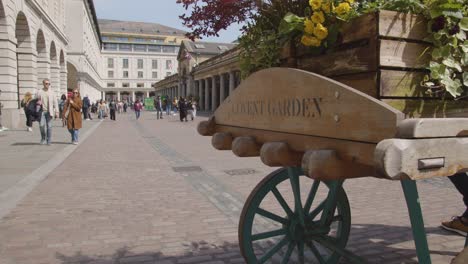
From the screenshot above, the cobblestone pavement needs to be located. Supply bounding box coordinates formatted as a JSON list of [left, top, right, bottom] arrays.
[[0, 111, 465, 264]]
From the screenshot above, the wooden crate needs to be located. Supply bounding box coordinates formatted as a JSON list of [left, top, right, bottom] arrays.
[[281, 10, 468, 117]]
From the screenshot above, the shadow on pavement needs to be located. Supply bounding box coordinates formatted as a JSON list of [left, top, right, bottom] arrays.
[[53, 224, 463, 263], [11, 141, 73, 146]]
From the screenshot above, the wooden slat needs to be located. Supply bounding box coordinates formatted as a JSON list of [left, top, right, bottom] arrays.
[[214, 68, 404, 144], [397, 118, 468, 138], [215, 125, 377, 167], [334, 72, 378, 98], [378, 10, 428, 41], [380, 70, 427, 97], [383, 99, 468, 117], [379, 39, 431, 69]]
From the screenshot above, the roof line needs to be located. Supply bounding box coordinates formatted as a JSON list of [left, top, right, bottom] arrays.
[[88, 0, 102, 46]]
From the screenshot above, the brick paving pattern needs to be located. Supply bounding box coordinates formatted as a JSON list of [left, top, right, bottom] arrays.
[[0, 111, 465, 263]]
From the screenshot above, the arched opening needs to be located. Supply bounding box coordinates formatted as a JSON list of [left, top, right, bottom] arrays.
[[36, 29, 49, 87], [15, 12, 34, 108], [49, 41, 59, 98], [59, 50, 66, 97], [67, 61, 78, 92]]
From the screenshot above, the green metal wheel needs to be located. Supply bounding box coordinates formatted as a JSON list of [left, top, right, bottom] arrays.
[[239, 167, 351, 264]]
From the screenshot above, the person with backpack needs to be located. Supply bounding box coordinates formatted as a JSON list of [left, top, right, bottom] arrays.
[[134, 99, 143, 120], [82, 95, 91, 120], [21, 92, 34, 132], [109, 99, 116, 121]]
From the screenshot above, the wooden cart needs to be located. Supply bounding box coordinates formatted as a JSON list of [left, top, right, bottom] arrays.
[[198, 68, 468, 264]]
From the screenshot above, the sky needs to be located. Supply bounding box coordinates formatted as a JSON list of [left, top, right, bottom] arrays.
[[93, 0, 243, 43]]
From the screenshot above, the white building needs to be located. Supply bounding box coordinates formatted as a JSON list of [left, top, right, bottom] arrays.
[[0, 0, 102, 128], [98, 19, 188, 102]]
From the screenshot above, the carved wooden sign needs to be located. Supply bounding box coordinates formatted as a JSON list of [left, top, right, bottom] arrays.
[[214, 68, 404, 144]]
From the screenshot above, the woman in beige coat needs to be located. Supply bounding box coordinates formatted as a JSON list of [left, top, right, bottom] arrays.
[[62, 89, 83, 145]]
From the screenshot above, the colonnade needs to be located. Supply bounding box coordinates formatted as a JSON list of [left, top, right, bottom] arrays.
[[157, 70, 240, 111]]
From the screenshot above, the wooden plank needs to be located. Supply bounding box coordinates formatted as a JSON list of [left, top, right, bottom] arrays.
[[397, 118, 468, 138], [378, 10, 428, 41], [383, 99, 468, 117], [375, 137, 468, 180], [379, 39, 431, 69], [297, 42, 378, 76], [215, 68, 404, 143], [215, 125, 377, 167], [380, 70, 427, 97], [341, 12, 377, 43], [334, 72, 378, 98]]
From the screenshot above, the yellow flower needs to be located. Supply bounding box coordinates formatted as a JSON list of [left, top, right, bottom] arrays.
[[313, 23, 328, 40], [301, 35, 321, 47], [334, 2, 351, 17], [311, 11, 325, 24], [322, 2, 332, 13], [304, 19, 315, 34], [309, 0, 322, 10]]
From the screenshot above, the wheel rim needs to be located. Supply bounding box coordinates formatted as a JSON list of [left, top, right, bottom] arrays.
[[239, 167, 351, 264]]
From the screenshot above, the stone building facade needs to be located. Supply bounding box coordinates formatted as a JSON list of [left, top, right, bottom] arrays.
[[99, 19, 187, 102], [0, 0, 102, 128], [155, 40, 242, 111]]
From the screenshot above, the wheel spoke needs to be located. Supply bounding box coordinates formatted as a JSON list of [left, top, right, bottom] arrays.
[[297, 240, 305, 264], [306, 241, 326, 264], [258, 236, 289, 264], [304, 180, 320, 214], [272, 187, 294, 217], [288, 167, 305, 226], [280, 241, 295, 264], [257, 208, 289, 225], [309, 200, 326, 220], [251, 228, 288, 241]]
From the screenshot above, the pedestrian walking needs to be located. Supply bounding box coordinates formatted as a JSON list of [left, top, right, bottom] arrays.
[[134, 99, 143, 120], [82, 94, 91, 120], [62, 89, 83, 145], [178, 97, 188, 122], [0, 89, 8, 132], [98, 99, 106, 120], [173, 97, 178, 115], [190, 100, 197, 121], [155, 96, 163, 120], [164, 97, 171, 115], [442, 173, 468, 236], [35, 79, 59, 145], [21, 92, 34, 132], [109, 100, 116, 121], [123, 101, 128, 113], [58, 94, 67, 127]]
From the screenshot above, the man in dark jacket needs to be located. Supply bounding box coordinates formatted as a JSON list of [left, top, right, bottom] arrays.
[[155, 96, 163, 120], [82, 95, 91, 120]]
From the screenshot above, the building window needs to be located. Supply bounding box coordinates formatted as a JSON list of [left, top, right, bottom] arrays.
[[165, 60, 172, 70], [122, 83, 130, 88], [162, 46, 176, 53], [152, 60, 158, 69], [107, 58, 114, 68], [107, 83, 115, 88], [152, 72, 158, 79], [108, 71, 114, 78], [119, 44, 132, 51], [123, 58, 129, 68], [103, 43, 118, 51], [137, 83, 144, 88], [148, 45, 162, 52], [137, 59, 144, 69], [138, 71, 144, 78], [166, 72, 171, 77], [134, 44, 147, 52], [123, 71, 129, 78]]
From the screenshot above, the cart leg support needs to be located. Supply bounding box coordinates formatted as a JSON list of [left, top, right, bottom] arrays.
[[401, 179, 432, 264]]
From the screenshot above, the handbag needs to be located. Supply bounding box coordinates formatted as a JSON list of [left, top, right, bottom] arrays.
[[64, 103, 70, 119]]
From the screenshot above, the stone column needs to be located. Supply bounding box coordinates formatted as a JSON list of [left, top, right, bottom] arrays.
[[17, 50, 37, 101], [0, 38, 22, 128], [146, 91, 150, 98], [60, 68, 67, 95], [103, 91, 106, 101], [37, 57, 51, 87], [211, 76, 218, 111], [117, 91, 121, 101], [131, 91, 135, 102], [50, 65, 60, 99], [197, 80, 203, 111], [204, 78, 210, 111], [220, 73, 226, 103], [229, 71, 235, 95]]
